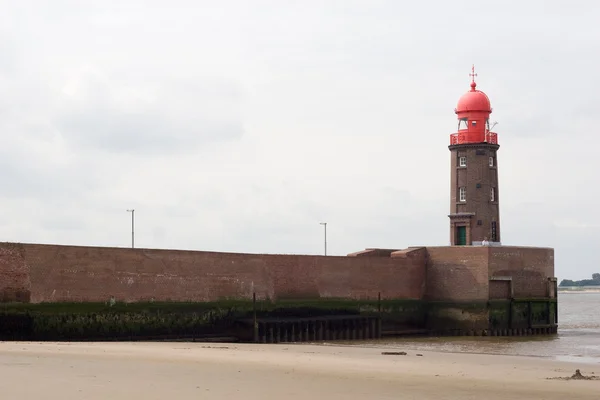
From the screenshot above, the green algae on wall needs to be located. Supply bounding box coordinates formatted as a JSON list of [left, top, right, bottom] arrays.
[[489, 299, 557, 331], [0, 298, 556, 340], [0, 301, 244, 340], [425, 301, 490, 332], [0, 298, 425, 340]]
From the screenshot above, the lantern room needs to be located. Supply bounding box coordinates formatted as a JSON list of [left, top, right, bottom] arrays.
[[450, 66, 497, 145]]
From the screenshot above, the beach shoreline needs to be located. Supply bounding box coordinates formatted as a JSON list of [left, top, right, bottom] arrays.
[[0, 341, 598, 399]]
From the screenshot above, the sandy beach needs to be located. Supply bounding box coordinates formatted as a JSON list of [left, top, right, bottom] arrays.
[[0, 341, 598, 399]]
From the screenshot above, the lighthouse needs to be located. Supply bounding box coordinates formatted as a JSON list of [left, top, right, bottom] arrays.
[[448, 66, 500, 246]]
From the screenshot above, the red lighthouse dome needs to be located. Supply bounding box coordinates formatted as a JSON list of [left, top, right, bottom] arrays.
[[455, 81, 492, 113]]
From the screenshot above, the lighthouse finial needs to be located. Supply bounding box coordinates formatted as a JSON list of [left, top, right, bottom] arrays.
[[469, 65, 478, 90]]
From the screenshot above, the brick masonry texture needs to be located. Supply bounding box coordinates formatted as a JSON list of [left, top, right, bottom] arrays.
[[488, 246, 555, 298], [425, 246, 490, 301], [0, 242, 554, 304], [425, 246, 554, 301], [1, 243, 426, 303], [489, 280, 511, 299], [0, 243, 31, 302], [449, 143, 501, 244]]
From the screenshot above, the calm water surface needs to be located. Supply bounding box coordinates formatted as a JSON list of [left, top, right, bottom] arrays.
[[348, 293, 600, 364]]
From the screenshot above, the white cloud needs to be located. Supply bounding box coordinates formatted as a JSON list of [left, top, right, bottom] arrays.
[[553, 219, 600, 229], [54, 66, 243, 154]]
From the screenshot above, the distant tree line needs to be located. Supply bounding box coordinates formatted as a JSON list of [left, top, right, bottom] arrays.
[[559, 273, 600, 287]]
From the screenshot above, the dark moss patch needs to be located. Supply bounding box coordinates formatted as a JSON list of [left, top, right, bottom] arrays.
[[0, 297, 557, 340], [0, 298, 424, 341]]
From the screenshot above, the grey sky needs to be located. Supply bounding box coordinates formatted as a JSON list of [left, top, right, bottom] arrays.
[[1, 0, 598, 280]]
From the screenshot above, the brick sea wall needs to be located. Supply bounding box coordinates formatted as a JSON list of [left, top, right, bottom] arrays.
[[488, 246, 554, 298], [0, 242, 558, 339], [0, 242, 555, 305], [424, 245, 555, 301], [1, 243, 426, 304]]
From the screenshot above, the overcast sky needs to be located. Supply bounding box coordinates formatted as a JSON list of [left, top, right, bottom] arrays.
[[1, 0, 598, 280]]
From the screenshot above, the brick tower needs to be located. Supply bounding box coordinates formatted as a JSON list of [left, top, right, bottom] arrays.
[[448, 66, 500, 246]]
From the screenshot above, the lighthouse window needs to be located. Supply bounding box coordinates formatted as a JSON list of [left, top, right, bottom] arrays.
[[472, 121, 477, 126], [459, 156, 467, 167], [458, 118, 468, 130], [459, 187, 466, 202], [490, 187, 496, 202], [489, 157, 494, 167]]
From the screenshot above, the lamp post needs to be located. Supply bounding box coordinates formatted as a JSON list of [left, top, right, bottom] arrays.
[[319, 222, 327, 256], [126, 209, 135, 248]]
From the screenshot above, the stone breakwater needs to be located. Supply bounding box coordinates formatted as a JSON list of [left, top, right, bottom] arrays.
[[1, 242, 557, 340]]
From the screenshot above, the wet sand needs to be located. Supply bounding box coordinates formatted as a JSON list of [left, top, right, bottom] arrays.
[[0, 341, 598, 399]]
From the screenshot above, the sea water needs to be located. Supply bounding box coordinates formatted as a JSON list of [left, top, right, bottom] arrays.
[[350, 292, 600, 364]]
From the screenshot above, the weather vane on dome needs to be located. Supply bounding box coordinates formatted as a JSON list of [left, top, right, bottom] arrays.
[[469, 64, 478, 89]]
